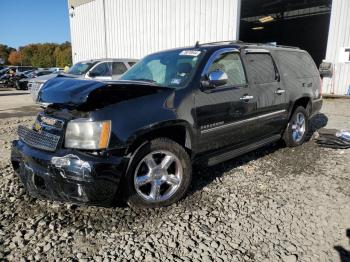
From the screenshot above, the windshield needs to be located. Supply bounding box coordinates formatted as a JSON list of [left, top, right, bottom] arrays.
[[68, 62, 95, 75], [120, 49, 204, 88]]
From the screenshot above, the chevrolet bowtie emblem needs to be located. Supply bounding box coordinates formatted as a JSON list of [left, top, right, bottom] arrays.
[[41, 116, 57, 126]]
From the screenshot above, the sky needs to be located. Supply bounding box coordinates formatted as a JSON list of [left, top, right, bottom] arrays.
[[0, 0, 70, 48]]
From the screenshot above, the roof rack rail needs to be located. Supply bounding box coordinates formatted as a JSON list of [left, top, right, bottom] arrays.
[[255, 42, 300, 49], [196, 40, 300, 50], [274, 44, 300, 49], [241, 42, 300, 49], [199, 40, 245, 46]]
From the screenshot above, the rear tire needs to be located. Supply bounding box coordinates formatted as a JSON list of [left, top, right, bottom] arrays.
[[283, 106, 309, 147], [125, 138, 192, 208]]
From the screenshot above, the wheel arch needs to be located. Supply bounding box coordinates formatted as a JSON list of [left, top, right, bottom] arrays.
[[289, 96, 312, 119], [125, 120, 194, 157]]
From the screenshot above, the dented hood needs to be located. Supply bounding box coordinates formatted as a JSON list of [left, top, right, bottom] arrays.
[[37, 78, 169, 108]]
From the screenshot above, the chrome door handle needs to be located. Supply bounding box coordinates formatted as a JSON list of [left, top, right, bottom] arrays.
[[274, 89, 285, 94], [240, 95, 254, 101]]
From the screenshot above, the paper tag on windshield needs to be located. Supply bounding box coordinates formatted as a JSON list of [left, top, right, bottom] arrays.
[[179, 50, 201, 56]]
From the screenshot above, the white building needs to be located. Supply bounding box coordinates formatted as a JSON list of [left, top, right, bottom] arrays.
[[322, 0, 350, 96], [68, 0, 350, 96]]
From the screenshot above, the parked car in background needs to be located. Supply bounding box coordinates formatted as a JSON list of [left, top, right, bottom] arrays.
[[12, 41, 322, 208], [27, 69, 55, 78], [16, 69, 55, 90], [11, 66, 37, 76], [0, 67, 18, 88], [28, 58, 138, 102], [0, 67, 8, 77], [0, 66, 40, 88], [49, 67, 64, 72]]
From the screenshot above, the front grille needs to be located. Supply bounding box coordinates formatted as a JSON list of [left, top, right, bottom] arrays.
[[18, 125, 61, 152]]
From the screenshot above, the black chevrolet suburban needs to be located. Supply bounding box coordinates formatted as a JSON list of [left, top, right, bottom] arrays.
[[11, 41, 323, 208]]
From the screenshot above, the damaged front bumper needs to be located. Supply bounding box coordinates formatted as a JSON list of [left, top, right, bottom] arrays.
[[11, 140, 126, 206]]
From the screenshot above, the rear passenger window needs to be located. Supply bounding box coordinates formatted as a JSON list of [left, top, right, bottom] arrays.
[[112, 62, 128, 75], [207, 52, 247, 87], [245, 53, 277, 84], [276, 51, 319, 78]]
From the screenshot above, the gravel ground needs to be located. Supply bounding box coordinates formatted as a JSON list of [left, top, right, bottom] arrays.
[[0, 99, 350, 261]]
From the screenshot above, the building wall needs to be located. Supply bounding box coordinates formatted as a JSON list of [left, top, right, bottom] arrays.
[[69, 0, 241, 63], [69, 0, 106, 62], [323, 0, 350, 95]]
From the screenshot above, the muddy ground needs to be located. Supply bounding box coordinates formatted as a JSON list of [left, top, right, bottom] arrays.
[[0, 91, 349, 261]]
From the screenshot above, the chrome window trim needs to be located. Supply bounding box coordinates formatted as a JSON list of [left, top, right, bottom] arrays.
[[201, 109, 287, 134], [201, 48, 241, 76]]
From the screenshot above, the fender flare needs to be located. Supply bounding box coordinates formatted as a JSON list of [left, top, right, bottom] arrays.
[[124, 120, 195, 154]]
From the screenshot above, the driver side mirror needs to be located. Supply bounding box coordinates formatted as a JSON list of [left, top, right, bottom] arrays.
[[201, 70, 228, 90]]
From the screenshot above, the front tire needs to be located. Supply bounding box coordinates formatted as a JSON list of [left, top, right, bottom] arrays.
[[125, 138, 192, 208], [283, 106, 309, 147]]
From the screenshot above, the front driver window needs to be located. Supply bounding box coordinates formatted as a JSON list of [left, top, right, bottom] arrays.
[[208, 52, 247, 87], [90, 62, 111, 77]]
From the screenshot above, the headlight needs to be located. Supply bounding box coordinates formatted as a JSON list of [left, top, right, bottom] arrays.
[[65, 119, 111, 150]]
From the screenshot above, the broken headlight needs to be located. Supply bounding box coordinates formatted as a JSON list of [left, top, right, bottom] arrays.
[[65, 119, 111, 150]]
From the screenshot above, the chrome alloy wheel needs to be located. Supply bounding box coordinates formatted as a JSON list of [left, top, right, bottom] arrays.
[[134, 150, 183, 202], [291, 112, 306, 142]]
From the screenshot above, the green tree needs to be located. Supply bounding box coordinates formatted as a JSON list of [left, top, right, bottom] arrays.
[[54, 42, 72, 67], [20, 44, 37, 66], [28, 43, 56, 67], [4, 42, 73, 67]]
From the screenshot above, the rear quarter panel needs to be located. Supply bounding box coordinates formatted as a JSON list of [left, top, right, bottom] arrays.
[[273, 49, 321, 114]]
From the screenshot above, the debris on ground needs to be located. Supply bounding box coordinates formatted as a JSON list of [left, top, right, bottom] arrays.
[[0, 115, 350, 261], [315, 128, 350, 149]]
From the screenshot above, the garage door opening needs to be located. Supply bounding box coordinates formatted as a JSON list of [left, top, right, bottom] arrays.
[[239, 0, 332, 67]]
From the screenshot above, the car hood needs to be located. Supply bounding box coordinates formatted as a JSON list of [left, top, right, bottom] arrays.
[[37, 78, 171, 109], [28, 72, 81, 82], [28, 73, 58, 82]]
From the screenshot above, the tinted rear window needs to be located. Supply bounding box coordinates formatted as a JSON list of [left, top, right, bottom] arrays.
[[112, 62, 128, 75], [245, 53, 277, 84], [276, 51, 319, 78]]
